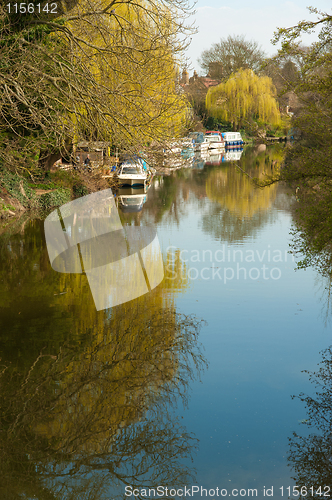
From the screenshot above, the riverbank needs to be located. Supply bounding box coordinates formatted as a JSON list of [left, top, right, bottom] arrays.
[[0, 166, 118, 220]]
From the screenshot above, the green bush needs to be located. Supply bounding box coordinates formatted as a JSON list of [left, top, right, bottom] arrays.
[[0, 171, 37, 207], [38, 188, 71, 209], [73, 183, 89, 198]]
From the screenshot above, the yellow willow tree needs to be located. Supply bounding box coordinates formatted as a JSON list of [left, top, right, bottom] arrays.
[[206, 68, 281, 131], [57, 0, 191, 150], [0, 0, 194, 171]]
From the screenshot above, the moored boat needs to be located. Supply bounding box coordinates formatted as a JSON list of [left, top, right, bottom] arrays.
[[221, 132, 244, 148], [188, 132, 209, 151], [203, 132, 225, 151], [115, 160, 148, 186]]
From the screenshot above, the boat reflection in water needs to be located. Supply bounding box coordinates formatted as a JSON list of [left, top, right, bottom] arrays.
[[192, 148, 208, 169], [223, 149, 244, 162], [192, 148, 244, 168], [205, 152, 225, 166], [116, 186, 148, 213]]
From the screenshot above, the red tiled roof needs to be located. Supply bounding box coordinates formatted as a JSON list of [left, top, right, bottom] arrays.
[[202, 78, 220, 88]]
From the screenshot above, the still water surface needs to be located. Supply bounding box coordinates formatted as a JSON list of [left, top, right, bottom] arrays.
[[0, 145, 330, 499]]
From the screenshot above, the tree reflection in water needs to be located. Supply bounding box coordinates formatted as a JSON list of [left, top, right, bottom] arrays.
[[288, 346, 332, 498], [0, 300, 207, 499], [201, 145, 284, 244], [289, 183, 332, 324]]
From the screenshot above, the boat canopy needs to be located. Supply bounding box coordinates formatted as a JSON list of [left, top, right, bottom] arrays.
[[120, 165, 142, 174]]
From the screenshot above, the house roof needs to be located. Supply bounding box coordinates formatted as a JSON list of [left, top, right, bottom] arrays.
[[201, 77, 220, 88]]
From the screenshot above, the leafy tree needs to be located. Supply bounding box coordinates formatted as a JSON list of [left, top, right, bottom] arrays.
[[257, 8, 332, 285], [0, 0, 194, 174], [263, 57, 301, 109], [205, 68, 281, 131], [265, 6, 332, 185], [198, 34, 266, 80]]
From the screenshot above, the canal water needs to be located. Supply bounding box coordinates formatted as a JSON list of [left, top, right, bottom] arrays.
[[0, 145, 330, 499]]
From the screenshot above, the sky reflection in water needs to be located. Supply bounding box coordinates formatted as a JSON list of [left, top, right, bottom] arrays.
[[0, 146, 331, 498]]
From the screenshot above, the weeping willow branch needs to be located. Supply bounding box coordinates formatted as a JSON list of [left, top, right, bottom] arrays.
[[0, 0, 196, 172]]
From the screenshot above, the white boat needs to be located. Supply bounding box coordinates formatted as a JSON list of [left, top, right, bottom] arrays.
[[203, 134, 225, 151], [116, 161, 147, 186], [221, 132, 244, 147], [195, 142, 209, 152]]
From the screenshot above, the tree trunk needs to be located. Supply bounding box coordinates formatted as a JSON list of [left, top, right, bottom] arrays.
[[38, 150, 62, 172]]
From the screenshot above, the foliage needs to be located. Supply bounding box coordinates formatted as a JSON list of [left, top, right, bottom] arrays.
[[0, 169, 73, 211], [0, 170, 38, 207], [263, 57, 301, 104], [37, 187, 71, 209], [198, 34, 266, 80], [206, 68, 281, 131], [0, 0, 194, 174], [269, 6, 332, 177], [72, 182, 89, 198], [288, 346, 332, 498], [263, 8, 332, 285]]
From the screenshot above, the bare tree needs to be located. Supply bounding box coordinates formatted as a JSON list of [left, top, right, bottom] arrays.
[[198, 34, 266, 80]]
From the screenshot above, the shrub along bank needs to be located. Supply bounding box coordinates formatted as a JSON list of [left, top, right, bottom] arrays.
[[0, 168, 116, 219]]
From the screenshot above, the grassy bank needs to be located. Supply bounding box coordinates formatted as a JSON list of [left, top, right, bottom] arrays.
[[0, 167, 117, 219]]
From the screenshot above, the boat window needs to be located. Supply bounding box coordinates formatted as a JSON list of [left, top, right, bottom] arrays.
[[205, 136, 221, 142], [121, 166, 140, 174]]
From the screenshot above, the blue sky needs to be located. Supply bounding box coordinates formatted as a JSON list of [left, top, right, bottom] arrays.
[[185, 0, 332, 73]]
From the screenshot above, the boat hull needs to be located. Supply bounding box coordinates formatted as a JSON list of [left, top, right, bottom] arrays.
[[117, 176, 147, 187], [207, 143, 225, 151]]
